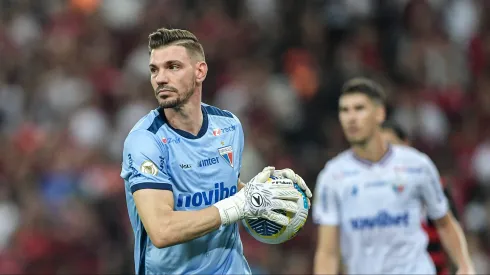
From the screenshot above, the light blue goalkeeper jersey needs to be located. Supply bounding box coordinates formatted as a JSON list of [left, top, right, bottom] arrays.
[[313, 144, 449, 275], [120, 103, 251, 275]]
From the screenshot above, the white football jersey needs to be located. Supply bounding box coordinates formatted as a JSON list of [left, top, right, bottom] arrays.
[[313, 144, 448, 275]]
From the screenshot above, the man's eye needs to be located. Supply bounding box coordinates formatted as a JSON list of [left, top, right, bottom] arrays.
[[150, 68, 157, 73], [169, 65, 179, 70]]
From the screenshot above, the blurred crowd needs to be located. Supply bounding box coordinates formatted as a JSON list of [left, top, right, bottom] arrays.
[[1, 0, 490, 274]]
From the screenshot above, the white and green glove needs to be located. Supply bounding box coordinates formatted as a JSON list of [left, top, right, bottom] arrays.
[[214, 167, 301, 226]]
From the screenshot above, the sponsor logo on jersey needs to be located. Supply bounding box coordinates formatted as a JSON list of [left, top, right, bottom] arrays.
[[365, 180, 387, 188], [394, 166, 423, 174], [212, 128, 221, 136], [350, 211, 409, 230], [180, 164, 192, 169], [333, 170, 360, 180], [140, 160, 158, 176], [198, 156, 219, 167], [212, 125, 237, 137], [161, 137, 181, 145], [176, 182, 237, 207], [159, 156, 165, 171], [128, 154, 142, 178], [218, 146, 234, 167]]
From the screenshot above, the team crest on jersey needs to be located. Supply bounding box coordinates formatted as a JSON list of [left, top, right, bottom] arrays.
[[218, 145, 234, 167], [392, 183, 405, 194]]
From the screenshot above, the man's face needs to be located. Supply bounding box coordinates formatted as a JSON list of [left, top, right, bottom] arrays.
[[338, 93, 384, 145], [381, 129, 409, 146], [149, 45, 197, 109]]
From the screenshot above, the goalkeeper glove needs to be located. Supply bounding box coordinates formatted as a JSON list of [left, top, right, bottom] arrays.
[[273, 168, 312, 200], [214, 167, 301, 226], [241, 166, 312, 199]]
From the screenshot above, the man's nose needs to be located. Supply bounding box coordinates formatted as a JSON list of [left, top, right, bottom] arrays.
[[155, 69, 169, 85], [347, 113, 357, 124]]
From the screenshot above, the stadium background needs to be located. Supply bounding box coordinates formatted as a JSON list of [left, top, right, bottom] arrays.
[[1, 0, 490, 273]]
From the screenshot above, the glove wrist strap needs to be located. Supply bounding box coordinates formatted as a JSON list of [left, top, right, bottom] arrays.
[[214, 197, 241, 225]]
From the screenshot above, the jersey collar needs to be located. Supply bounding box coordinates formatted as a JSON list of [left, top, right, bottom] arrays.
[[351, 143, 394, 167], [158, 105, 209, 139]]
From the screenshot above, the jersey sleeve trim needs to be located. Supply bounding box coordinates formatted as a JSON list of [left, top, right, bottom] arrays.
[[130, 182, 173, 194]]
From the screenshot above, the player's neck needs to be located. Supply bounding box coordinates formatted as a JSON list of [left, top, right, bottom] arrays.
[[164, 91, 203, 136], [352, 133, 389, 163]]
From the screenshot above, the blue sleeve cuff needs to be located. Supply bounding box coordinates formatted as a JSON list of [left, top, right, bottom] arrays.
[[130, 182, 173, 194]]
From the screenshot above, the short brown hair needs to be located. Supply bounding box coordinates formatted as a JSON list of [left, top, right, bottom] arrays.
[[148, 28, 205, 61], [341, 77, 386, 104]]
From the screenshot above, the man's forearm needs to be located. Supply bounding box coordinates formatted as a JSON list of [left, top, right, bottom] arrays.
[[159, 180, 246, 247], [154, 206, 222, 248], [314, 252, 339, 275], [437, 214, 473, 269]]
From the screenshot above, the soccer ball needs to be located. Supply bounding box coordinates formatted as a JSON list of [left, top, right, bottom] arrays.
[[241, 175, 309, 244]]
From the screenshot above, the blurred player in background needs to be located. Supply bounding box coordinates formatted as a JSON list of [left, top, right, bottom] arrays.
[[381, 120, 460, 275], [120, 27, 312, 274], [380, 120, 410, 146], [312, 78, 474, 275]]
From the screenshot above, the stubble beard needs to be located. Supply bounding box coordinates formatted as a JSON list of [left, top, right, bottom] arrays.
[[158, 77, 196, 110]]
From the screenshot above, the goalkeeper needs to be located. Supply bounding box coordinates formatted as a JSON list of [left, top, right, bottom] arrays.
[[120, 27, 312, 275]]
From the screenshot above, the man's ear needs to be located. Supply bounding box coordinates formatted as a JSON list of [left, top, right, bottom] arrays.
[[375, 105, 386, 124], [195, 61, 208, 84]]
